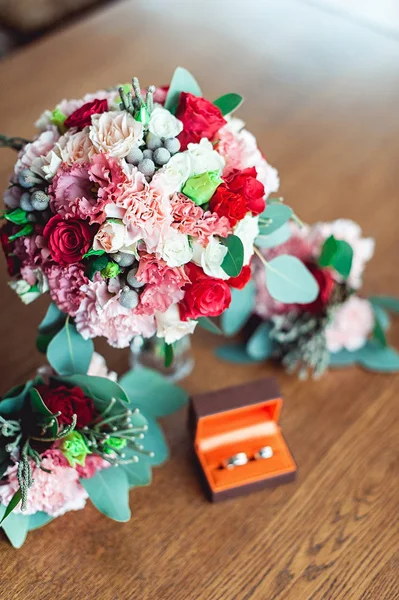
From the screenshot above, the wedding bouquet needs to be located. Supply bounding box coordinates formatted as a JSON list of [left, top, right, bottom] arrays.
[[0, 67, 318, 359], [0, 337, 187, 548], [218, 219, 399, 377]]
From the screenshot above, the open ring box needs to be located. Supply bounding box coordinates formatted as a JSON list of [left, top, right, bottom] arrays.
[[189, 377, 297, 502]]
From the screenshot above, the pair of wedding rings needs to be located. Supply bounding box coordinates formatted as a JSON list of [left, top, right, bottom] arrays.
[[222, 446, 273, 469]]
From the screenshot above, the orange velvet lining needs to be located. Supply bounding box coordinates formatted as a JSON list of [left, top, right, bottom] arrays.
[[195, 399, 296, 493]]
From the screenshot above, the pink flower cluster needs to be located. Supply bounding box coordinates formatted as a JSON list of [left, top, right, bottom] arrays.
[[1, 80, 276, 347]]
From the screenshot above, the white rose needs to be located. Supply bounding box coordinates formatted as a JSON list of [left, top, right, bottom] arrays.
[[31, 148, 63, 181], [187, 138, 225, 175], [155, 304, 197, 344], [158, 229, 193, 267], [192, 237, 229, 280], [234, 214, 259, 265], [151, 152, 191, 196], [93, 221, 137, 254], [148, 106, 183, 139], [90, 110, 144, 158]]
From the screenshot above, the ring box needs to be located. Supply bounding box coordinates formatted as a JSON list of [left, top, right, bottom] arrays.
[[189, 377, 297, 502]]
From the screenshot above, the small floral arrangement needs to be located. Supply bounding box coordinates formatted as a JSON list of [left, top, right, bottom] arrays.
[[218, 219, 399, 377], [0, 342, 187, 548], [0, 67, 319, 363]]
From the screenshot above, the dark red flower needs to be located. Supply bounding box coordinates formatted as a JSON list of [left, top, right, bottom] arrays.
[[43, 215, 94, 266], [180, 264, 231, 320], [209, 184, 248, 226], [65, 99, 108, 130], [228, 264, 251, 289], [225, 167, 266, 215], [36, 384, 95, 428], [303, 263, 335, 314], [176, 92, 226, 150], [0, 224, 20, 276]]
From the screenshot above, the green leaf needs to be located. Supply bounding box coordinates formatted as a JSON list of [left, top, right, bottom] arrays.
[[47, 321, 94, 376], [4, 208, 30, 226], [38, 303, 66, 333], [246, 323, 274, 360], [82, 248, 106, 259], [197, 317, 223, 335], [216, 344, 260, 364], [370, 303, 390, 331], [0, 489, 21, 525], [258, 204, 293, 235], [265, 255, 319, 303], [140, 415, 169, 466], [357, 342, 399, 373], [329, 349, 357, 367], [29, 388, 58, 437], [86, 254, 109, 280], [255, 222, 292, 249], [9, 223, 34, 241], [371, 305, 388, 347], [164, 67, 202, 114], [164, 343, 174, 368], [80, 467, 131, 522], [213, 93, 243, 116], [58, 374, 130, 413], [0, 506, 29, 548], [221, 235, 244, 277], [119, 368, 188, 418], [369, 295, 399, 314], [220, 281, 256, 336], [120, 450, 152, 488], [28, 512, 53, 531], [318, 235, 353, 279], [0, 380, 33, 416]]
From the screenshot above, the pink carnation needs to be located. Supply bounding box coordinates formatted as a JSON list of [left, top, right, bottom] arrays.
[[123, 188, 172, 252], [0, 451, 87, 517], [49, 162, 106, 224], [170, 193, 231, 244], [13, 227, 44, 267], [75, 279, 156, 347], [76, 454, 110, 479], [45, 264, 88, 316], [326, 296, 374, 353]]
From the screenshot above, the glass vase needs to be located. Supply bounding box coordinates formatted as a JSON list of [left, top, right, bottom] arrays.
[[129, 335, 194, 382]]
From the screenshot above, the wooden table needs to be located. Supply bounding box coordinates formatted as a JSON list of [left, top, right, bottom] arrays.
[[0, 1, 398, 598]]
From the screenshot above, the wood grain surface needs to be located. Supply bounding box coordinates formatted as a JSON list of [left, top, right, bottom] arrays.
[[0, 1, 398, 598]]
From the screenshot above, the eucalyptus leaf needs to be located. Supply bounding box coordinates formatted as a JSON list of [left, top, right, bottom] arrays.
[[265, 255, 319, 303], [258, 204, 293, 235], [164, 67, 202, 114], [0, 505, 29, 548], [80, 467, 131, 522], [246, 323, 274, 360], [220, 280, 256, 336], [59, 374, 130, 413], [38, 303, 66, 334], [357, 342, 399, 373], [139, 415, 169, 466], [221, 235, 244, 277], [213, 93, 243, 116], [119, 368, 188, 418], [0, 380, 33, 416], [369, 295, 399, 314], [120, 450, 152, 488], [371, 306, 388, 347], [47, 321, 94, 376], [28, 512, 53, 531], [197, 317, 223, 335], [216, 344, 260, 364], [370, 304, 390, 331], [329, 349, 357, 367], [255, 222, 291, 249]]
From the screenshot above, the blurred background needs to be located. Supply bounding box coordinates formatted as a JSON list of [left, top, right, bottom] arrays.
[[1, 0, 399, 58]]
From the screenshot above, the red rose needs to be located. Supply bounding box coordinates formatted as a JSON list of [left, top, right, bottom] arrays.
[[209, 184, 248, 226], [36, 384, 95, 428], [0, 224, 20, 276], [180, 264, 231, 320], [303, 263, 335, 314], [43, 215, 94, 266], [64, 99, 108, 130], [176, 92, 226, 150], [225, 167, 266, 215], [228, 264, 251, 289]]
